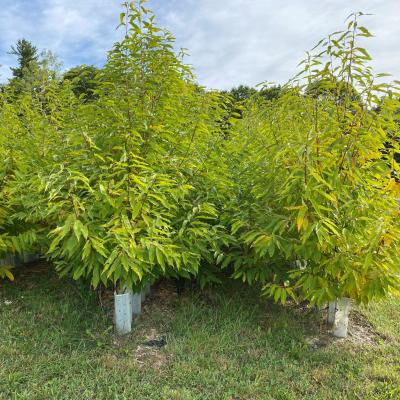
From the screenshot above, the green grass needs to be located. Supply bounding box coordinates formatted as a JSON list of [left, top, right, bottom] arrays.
[[1, 263, 399, 400]]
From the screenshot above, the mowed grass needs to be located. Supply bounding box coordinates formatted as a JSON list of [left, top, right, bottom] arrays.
[[0, 263, 399, 400]]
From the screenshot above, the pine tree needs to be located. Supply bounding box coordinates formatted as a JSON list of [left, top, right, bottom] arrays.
[[9, 39, 39, 80]]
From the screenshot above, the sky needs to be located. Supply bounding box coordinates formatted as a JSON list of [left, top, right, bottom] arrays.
[[0, 0, 399, 89]]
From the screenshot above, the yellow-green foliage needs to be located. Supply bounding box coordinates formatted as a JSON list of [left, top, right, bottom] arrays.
[[1, 6, 399, 306], [1, 1, 228, 290], [221, 14, 400, 304], [0, 92, 42, 277]]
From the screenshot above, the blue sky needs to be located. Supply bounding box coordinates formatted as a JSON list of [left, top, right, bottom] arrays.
[[0, 0, 399, 89]]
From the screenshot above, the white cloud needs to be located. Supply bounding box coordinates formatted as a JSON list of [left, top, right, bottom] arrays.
[[1, 0, 399, 89], [152, 0, 400, 88], [0, 0, 121, 81]]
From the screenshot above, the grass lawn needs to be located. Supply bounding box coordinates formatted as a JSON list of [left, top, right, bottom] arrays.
[[1, 261, 399, 400]]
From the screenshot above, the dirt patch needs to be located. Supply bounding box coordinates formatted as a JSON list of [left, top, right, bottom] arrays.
[[141, 279, 179, 318], [307, 308, 388, 348], [101, 281, 177, 370], [347, 310, 388, 345], [103, 327, 170, 371], [133, 327, 169, 368], [134, 344, 169, 370]]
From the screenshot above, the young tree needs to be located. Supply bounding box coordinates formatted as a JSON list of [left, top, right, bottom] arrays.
[[0, 88, 44, 280], [25, 0, 228, 291], [221, 14, 400, 305]]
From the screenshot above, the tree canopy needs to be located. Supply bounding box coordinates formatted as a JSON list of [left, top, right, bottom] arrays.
[[1, 4, 399, 306]]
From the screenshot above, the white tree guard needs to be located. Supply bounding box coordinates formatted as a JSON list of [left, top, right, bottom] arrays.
[[328, 301, 336, 324], [333, 298, 351, 338], [114, 291, 132, 335], [131, 292, 142, 316]]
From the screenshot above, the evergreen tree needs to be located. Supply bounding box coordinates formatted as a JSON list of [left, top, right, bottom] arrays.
[[9, 39, 39, 80]]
